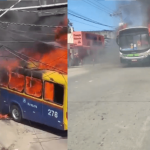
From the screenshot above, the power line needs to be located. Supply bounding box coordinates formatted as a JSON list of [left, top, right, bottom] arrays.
[[69, 9, 93, 22], [0, 41, 35, 43], [4, 28, 54, 36], [0, 25, 64, 49], [0, 3, 67, 11], [68, 12, 114, 28], [0, 44, 66, 74], [83, 0, 112, 14], [69, 18, 102, 30], [94, 0, 116, 13], [0, 21, 67, 28], [0, 0, 21, 18], [87, 0, 114, 14], [0, 8, 67, 16]]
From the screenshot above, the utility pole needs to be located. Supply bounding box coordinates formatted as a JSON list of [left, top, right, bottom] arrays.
[[110, 4, 130, 24], [110, 12, 123, 23]]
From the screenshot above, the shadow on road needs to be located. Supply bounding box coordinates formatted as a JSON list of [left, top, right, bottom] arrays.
[[0, 118, 67, 138], [22, 119, 67, 138]]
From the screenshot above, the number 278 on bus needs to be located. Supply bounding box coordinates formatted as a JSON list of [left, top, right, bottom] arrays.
[[48, 109, 58, 118]]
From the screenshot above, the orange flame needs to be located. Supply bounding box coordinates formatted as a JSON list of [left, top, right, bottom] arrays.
[[44, 82, 54, 102], [9, 73, 25, 92], [0, 16, 67, 74], [26, 76, 42, 98], [0, 114, 8, 119]]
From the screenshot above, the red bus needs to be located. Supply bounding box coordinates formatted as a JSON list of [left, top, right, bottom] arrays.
[[70, 31, 104, 65]]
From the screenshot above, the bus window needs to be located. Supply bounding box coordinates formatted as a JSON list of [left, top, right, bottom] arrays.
[[44, 82, 54, 102], [54, 83, 64, 105], [25, 76, 42, 98], [9, 73, 25, 92], [0, 68, 9, 87], [86, 33, 97, 41]]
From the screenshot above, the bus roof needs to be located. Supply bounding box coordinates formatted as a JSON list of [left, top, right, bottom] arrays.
[[43, 70, 67, 85], [12, 67, 67, 85], [119, 26, 148, 32]]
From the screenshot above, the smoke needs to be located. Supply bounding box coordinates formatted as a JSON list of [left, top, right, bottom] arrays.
[[116, 1, 150, 27], [0, 1, 66, 50]]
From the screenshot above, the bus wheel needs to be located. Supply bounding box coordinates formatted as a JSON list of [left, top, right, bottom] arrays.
[[10, 105, 22, 122]]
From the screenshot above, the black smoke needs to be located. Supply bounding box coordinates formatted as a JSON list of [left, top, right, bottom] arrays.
[[116, 1, 150, 27], [0, 1, 66, 51]]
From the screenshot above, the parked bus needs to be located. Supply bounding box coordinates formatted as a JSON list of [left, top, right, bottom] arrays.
[[70, 31, 104, 66], [116, 27, 150, 64], [0, 67, 67, 131]]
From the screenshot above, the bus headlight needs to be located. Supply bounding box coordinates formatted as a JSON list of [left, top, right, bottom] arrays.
[[119, 52, 122, 56], [146, 49, 150, 54]]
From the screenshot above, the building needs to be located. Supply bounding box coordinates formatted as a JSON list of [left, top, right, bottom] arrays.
[[85, 30, 115, 48]]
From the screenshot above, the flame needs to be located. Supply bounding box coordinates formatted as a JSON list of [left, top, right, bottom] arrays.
[[26, 76, 42, 98], [0, 16, 67, 74], [9, 73, 25, 92], [44, 82, 54, 101], [0, 114, 8, 119]]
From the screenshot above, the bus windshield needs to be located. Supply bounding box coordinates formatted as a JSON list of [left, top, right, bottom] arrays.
[[119, 33, 150, 50]]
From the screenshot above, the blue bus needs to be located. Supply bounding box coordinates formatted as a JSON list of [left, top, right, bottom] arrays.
[[0, 67, 68, 130]]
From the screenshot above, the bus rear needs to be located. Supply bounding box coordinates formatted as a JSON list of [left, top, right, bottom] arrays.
[[117, 27, 150, 64]]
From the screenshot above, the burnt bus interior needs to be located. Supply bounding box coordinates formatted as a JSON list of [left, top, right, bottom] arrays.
[[0, 67, 64, 106]]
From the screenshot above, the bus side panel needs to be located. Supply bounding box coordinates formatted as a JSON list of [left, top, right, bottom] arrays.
[[6, 92, 43, 123], [7, 92, 31, 119], [43, 104, 64, 130], [0, 88, 9, 114], [23, 98, 43, 123]]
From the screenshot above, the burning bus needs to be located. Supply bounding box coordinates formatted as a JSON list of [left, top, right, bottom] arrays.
[[116, 27, 150, 64], [70, 31, 104, 66], [0, 67, 68, 130], [0, 15, 68, 130]]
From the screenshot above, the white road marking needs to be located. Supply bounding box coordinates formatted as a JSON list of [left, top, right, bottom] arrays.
[[89, 80, 93, 82]]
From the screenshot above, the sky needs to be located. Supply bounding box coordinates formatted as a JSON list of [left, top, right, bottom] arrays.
[[68, 0, 121, 31]]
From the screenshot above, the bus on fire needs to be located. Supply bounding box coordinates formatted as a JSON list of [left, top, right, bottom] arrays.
[[116, 27, 150, 65], [0, 67, 68, 131]]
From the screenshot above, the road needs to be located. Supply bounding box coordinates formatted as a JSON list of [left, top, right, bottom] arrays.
[[0, 119, 67, 150], [68, 39, 150, 150]]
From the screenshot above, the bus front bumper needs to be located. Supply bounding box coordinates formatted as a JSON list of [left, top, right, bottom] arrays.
[[120, 55, 150, 64]]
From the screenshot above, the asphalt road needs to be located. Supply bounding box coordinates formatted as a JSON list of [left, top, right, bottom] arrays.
[[68, 39, 150, 150], [0, 119, 67, 150]]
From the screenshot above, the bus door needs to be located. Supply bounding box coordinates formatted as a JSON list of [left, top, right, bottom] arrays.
[[23, 76, 43, 123], [42, 81, 64, 130]]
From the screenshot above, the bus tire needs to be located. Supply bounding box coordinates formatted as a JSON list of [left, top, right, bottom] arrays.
[[10, 105, 22, 123]]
